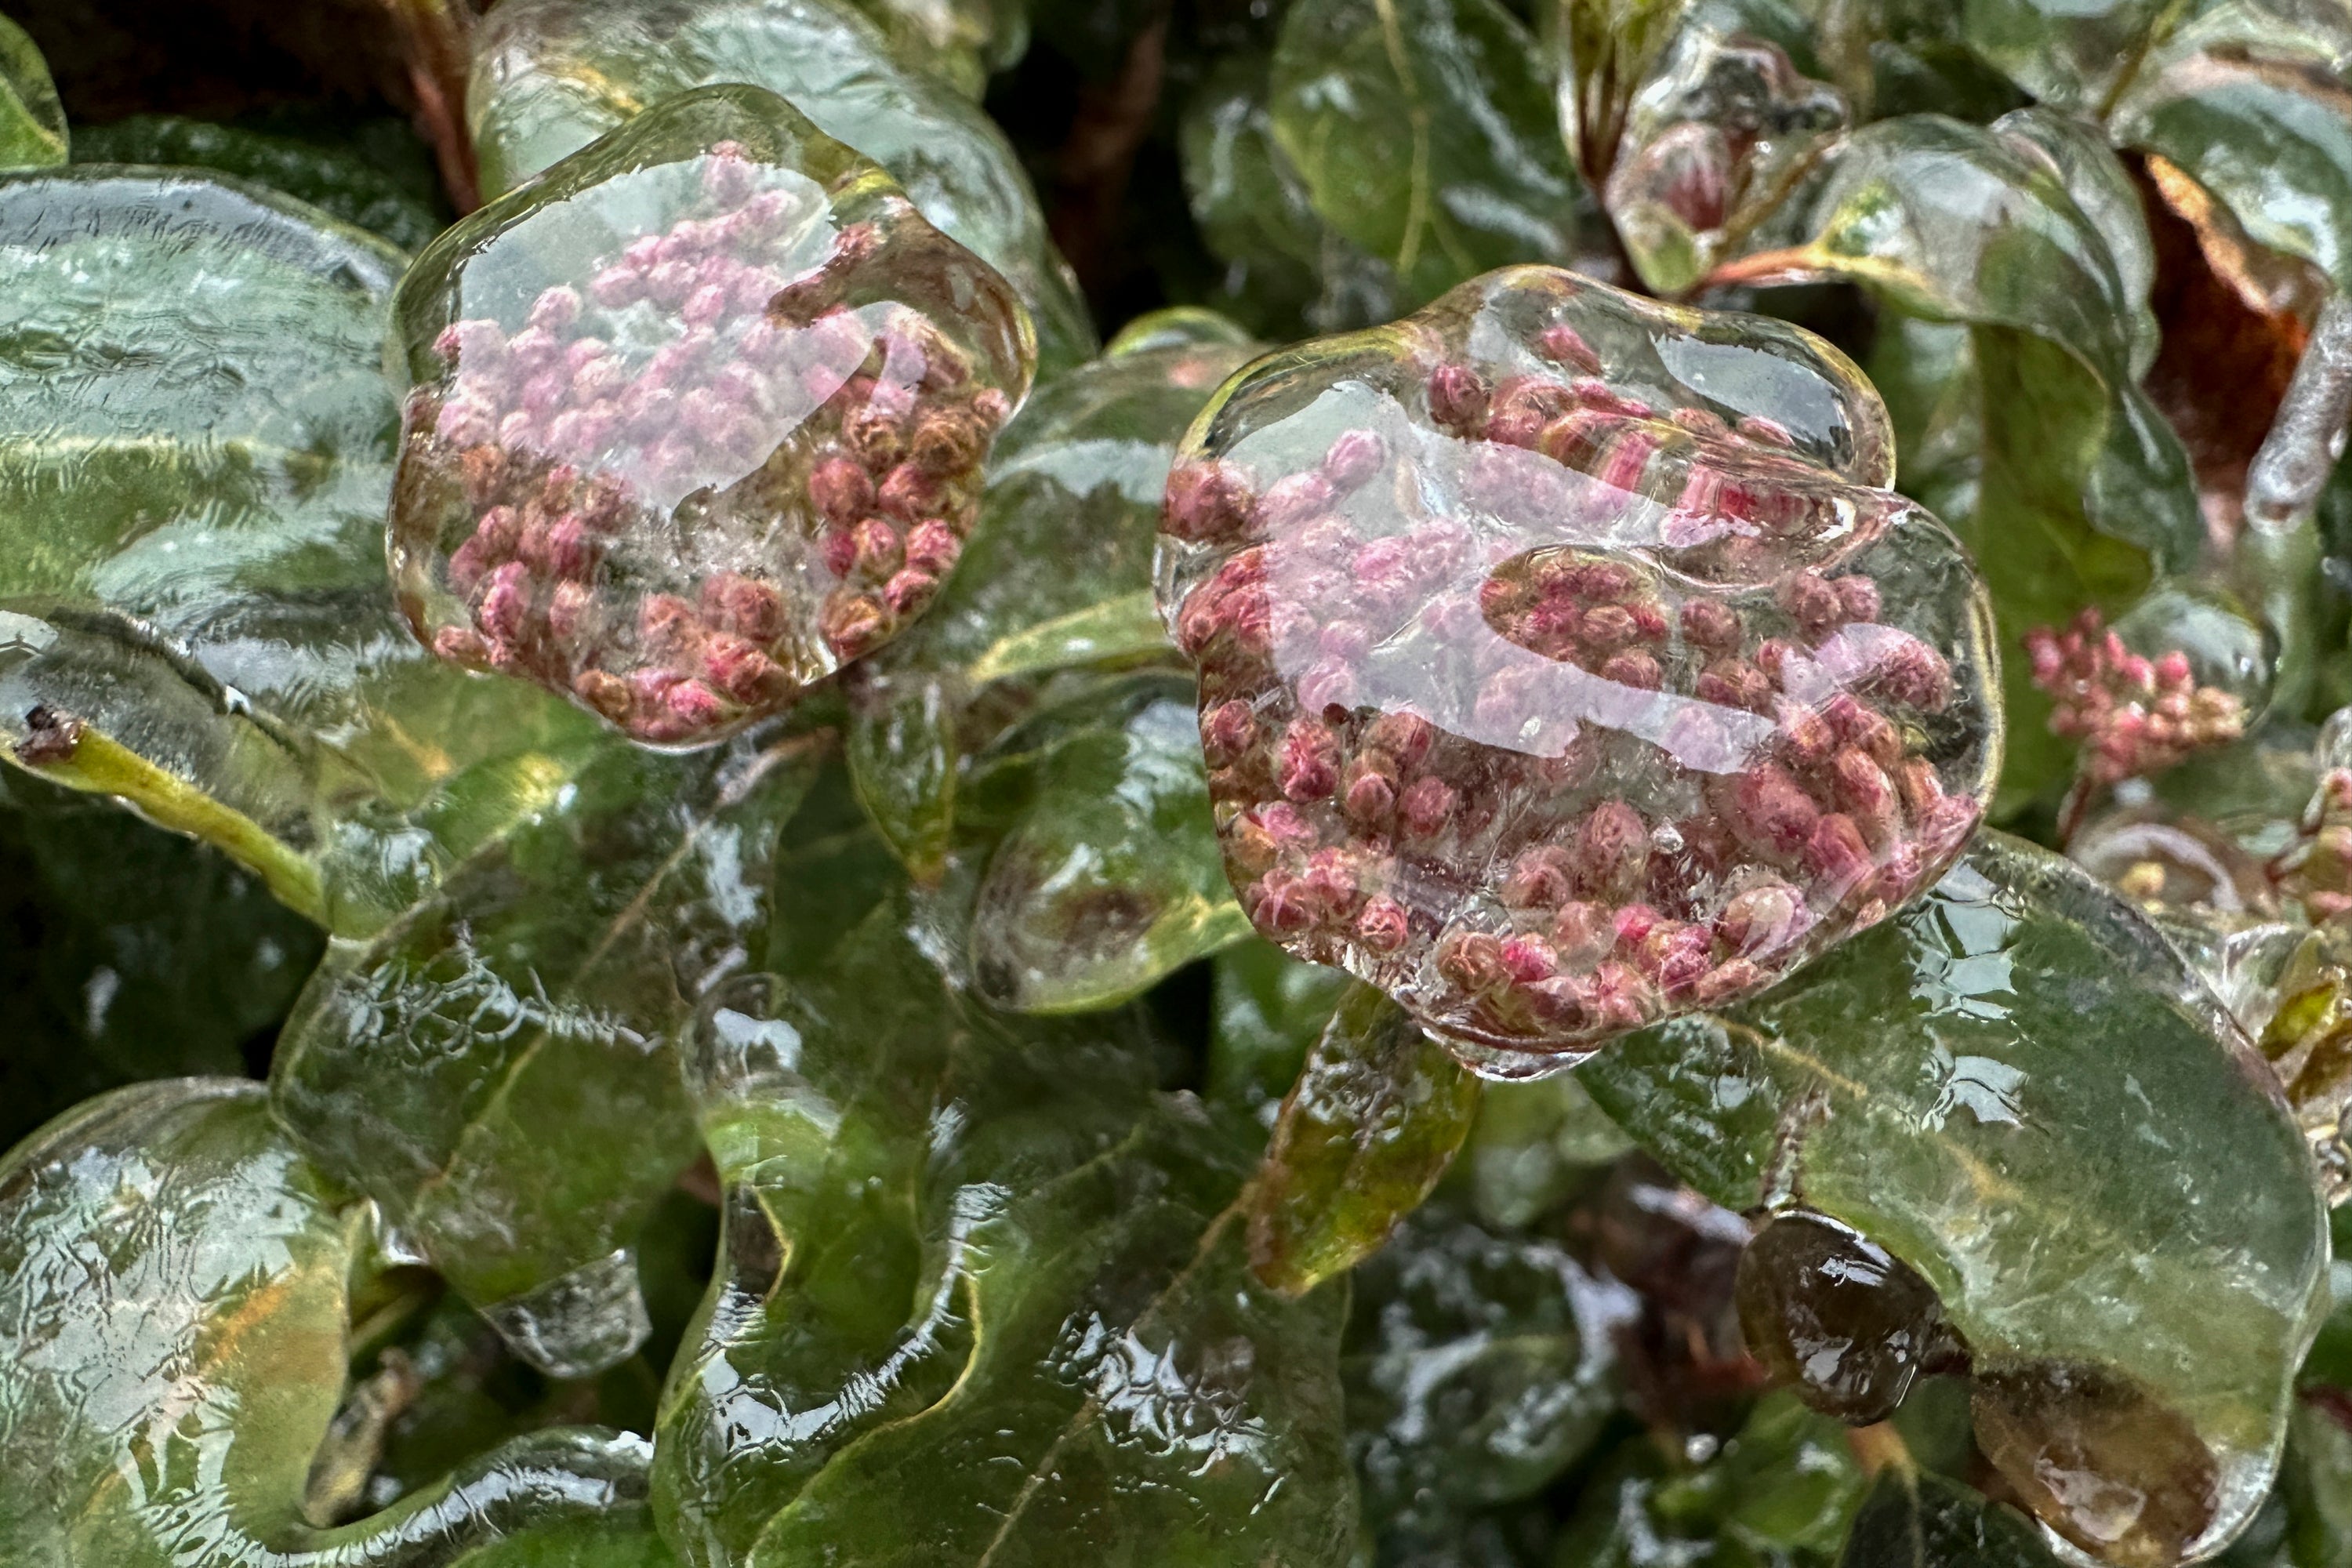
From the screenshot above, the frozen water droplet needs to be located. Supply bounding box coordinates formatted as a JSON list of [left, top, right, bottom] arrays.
[[480, 1247, 652, 1378]]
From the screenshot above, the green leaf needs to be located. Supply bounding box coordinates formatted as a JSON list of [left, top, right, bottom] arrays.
[[655, 868, 1358, 1568], [1460, 1072, 1633, 1229], [0, 772, 324, 1149], [1578, 830, 2332, 1564], [0, 166, 587, 917], [1835, 1468, 2062, 1567], [1957, 0, 2170, 115], [1206, 938, 1355, 1126], [1247, 980, 1482, 1295], [71, 114, 445, 250], [0, 1078, 655, 1564], [961, 677, 1251, 1011], [964, 590, 1169, 684], [1343, 1200, 1626, 1551], [270, 726, 821, 1377], [1813, 0, 2031, 124], [0, 15, 65, 169], [2111, 7, 2352, 292], [1555, 1391, 1871, 1564], [1729, 114, 2200, 805], [1178, 52, 1403, 338], [467, 0, 1094, 373], [1269, 0, 1587, 307]]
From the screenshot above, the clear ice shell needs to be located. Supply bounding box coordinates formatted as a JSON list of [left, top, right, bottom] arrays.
[[390, 84, 1035, 748], [466, 0, 1094, 374], [1156, 264, 2001, 1073]]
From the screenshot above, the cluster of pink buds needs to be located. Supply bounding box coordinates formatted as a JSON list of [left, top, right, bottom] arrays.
[[2025, 609, 2246, 788], [1160, 267, 1998, 1069], [393, 137, 1028, 746]]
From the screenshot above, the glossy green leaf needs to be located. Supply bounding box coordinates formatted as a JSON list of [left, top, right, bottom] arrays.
[[1269, 0, 1587, 307], [1728, 114, 2200, 805], [1342, 1200, 1627, 1551], [1957, 0, 2169, 114], [0, 1077, 655, 1564], [0, 772, 323, 1149], [71, 114, 445, 249], [1178, 52, 1403, 339], [964, 674, 1251, 1011], [2111, 5, 2352, 292], [1835, 1468, 2062, 1567], [654, 862, 1358, 1568], [0, 15, 64, 169], [848, 321, 1255, 883], [1460, 1073, 1633, 1230], [271, 727, 819, 1378], [1555, 1391, 1871, 1564], [1206, 938, 1354, 1127], [0, 166, 589, 919], [1247, 980, 1482, 1295], [1579, 831, 2332, 1564], [1813, 0, 2031, 124], [468, 0, 1092, 373]]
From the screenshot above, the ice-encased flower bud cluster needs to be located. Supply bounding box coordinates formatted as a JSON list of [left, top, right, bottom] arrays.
[[2025, 608, 2247, 789], [1157, 266, 2001, 1073], [391, 92, 1033, 746]]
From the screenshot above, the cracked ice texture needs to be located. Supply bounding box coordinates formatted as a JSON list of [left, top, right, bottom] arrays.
[[389, 85, 1033, 746], [1157, 266, 2002, 1074]]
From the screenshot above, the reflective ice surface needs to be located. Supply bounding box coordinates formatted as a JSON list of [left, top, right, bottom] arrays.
[[391, 85, 1033, 746], [1158, 265, 2000, 1072]]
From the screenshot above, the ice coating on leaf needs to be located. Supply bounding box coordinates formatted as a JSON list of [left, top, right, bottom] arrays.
[[1157, 264, 1999, 1073], [390, 85, 1034, 748], [1342, 1200, 1632, 1554], [1601, 19, 1849, 296], [1579, 831, 2332, 1566], [466, 0, 1094, 374], [271, 725, 818, 1377], [655, 874, 1357, 1568], [0, 1078, 655, 1564], [0, 15, 65, 169]]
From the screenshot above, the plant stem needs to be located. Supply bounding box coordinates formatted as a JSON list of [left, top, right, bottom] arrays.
[[383, 0, 481, 213], [2241, 293, 2352, 717], [7, 707, 327, 926]]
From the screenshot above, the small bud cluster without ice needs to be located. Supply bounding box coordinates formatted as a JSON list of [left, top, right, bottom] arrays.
[[1157, 266, 2001, 1073], [389, 85, 1033, 746]]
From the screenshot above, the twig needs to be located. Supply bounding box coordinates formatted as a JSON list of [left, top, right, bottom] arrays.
[[2245, 294, 2352, 536], [383, 0, 481, 214]]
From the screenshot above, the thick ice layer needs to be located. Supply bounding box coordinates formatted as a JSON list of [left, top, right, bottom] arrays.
[[390, 85, 1033, 746], [1156, 265, 2000, 1070]]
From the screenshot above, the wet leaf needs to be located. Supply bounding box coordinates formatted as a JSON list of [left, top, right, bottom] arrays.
[[467, 0, 1094, 373], [1578, 830, 2332, 1563], [1835, 1467, 2062, 1567], [270, 727, 820, 1378], [0, 15, 64, 169], [2109, 5, 2352, 292], [0, 772, 323, 1149], [1724, 114, 2201, 806], [1178, 52, 1403, 339], [0, 1077, 656, 1564], [961, 677, 1250, 1011], [1248, 980, 1482, 1295], [0, 165, 589, 919], [1269, 0, 1587, 307], [71, 114, 445, 249], [1956, 0, 2169, 116], [1813, 0, 2031, 124], [654, 855, 1358, 1568], [1206, 937, 1354, 1126], [1554, 1390, 1871, 1563], [1550, 0, 1692, 188], [1460, 1072, 1632, 1229], [1343, 1200, 1630, 1552]]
